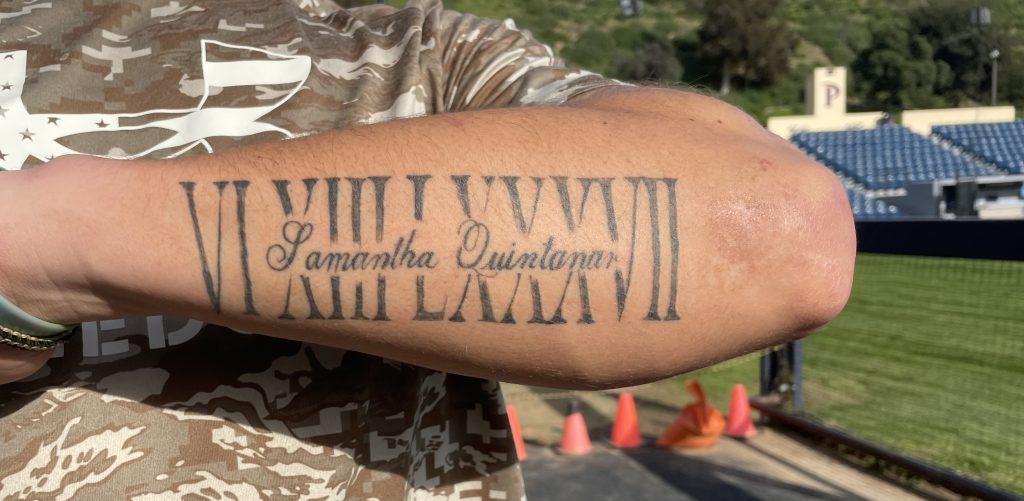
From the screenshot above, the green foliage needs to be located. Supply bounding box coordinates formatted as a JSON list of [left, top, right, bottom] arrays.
[[852, 18, 950, 111], [717, 72, 806, 122], [785, 0, 875, 66], [613, 29, 684, 82], [695, 0, 797, 93], [337, 0, 1024, 119], [911, 1, 999, 105], [561, 28, 622, 77]]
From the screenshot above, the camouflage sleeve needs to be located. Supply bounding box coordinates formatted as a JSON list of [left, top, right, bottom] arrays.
[[290, 0, 342, 18], [436, 9, 629, 111]]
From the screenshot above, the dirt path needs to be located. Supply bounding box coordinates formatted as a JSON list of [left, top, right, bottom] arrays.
[[505, 384, 948, 500]]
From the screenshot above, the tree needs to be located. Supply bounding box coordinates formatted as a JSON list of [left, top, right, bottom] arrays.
[[696, 0, 797, 94], [785, 0, 874, 67], [852, 19, 949, 111], [910, 1, 1001, 105], [615, 34, 683, 82], [609, 27, 683, 83]]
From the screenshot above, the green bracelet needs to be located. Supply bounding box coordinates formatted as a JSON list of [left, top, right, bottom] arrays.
[[0, 294, 77, 351]]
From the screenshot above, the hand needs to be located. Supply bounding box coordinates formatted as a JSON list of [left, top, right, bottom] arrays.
[[0, 344, 52, 384]]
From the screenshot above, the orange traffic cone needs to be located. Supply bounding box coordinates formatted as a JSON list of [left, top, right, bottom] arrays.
[[610, 392, 643, 447], [723, 384, 758, 439], [558, 400, 592, 455], [656, 380, 725, 449], [507, 404, 527, 460]]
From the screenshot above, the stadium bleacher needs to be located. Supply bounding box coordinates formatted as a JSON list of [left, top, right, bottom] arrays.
[[791, 125, 998, 191], [846, 187, 901, 219], [932, 121, 1024, 174]]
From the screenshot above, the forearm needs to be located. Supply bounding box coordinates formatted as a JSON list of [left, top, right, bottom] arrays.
[[0, 89, 855, 388]]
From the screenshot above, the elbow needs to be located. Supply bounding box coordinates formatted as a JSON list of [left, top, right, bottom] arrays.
[[783, 164, 857, 337], [531, 163, 856, 391], [530, 334, 686, 391], [544, 361, 666, 391]]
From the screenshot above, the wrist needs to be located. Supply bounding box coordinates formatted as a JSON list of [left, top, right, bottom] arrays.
[[0, 155, 126, 324]]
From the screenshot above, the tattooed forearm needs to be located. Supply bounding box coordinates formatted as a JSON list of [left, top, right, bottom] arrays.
[[9, 90, 851, 388], [180, 174, 681, 326]]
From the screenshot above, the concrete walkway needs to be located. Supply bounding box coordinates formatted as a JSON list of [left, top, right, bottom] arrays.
[[521, 431, 923, 500], [505, 384, 946, 500]]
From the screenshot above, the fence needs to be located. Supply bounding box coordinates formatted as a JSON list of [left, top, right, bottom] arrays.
[[506, 222, 1023, 497], [763, 251, 1024, 496]]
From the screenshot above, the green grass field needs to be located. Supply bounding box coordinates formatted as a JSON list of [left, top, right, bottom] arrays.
[[687, 253, 1024, 493]]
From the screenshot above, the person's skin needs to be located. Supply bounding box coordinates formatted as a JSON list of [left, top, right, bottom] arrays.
[[0, 87, 855, 388]]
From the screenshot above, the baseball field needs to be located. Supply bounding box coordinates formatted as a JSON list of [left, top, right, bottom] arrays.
[[687, 253, 1024, 493]]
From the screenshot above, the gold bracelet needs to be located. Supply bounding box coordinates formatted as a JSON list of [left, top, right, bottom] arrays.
[[0, 324, 76, 351]]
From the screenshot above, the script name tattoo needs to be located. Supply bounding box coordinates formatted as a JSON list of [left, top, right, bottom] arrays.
[[180, 174, 681, 325]]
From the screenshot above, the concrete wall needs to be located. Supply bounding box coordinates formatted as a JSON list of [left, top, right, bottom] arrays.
[[901, 106, 1016, 136], [768, 66, 887, 139], [767, 112, 886, 140], [807, 67, 848, 117], [765, 66, 1018, 140]]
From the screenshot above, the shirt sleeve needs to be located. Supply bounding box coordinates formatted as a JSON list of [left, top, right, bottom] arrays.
[[289, 0, 342, 18], [436, 9, 629, 112]]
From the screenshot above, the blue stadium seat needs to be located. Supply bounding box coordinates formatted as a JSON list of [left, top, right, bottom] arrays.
[[932, 121, 1024, 174], [844, 187, 901, 220], [791, 125, 997, 190]]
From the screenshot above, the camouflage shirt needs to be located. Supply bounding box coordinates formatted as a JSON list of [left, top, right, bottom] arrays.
[[0, 1, 622, 499]]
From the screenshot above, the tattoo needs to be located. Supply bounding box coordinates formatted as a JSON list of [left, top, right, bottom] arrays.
[[406, 174, 430, 221], [326, 177, 341, 242], [233, 180, 258, 315], [266, 221, 313, 271], [348, 177, 364, 243], [370, 176, 389, 243], [180, 174, 682, 325], [180, 180, 224, 314]]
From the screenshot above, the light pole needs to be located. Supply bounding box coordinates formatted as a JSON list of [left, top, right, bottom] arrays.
[[620, 0, 643, 17], [990, 49, 1000, 106]]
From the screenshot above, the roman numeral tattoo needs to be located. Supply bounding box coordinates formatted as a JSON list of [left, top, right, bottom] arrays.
[[180, 174, 681, 325]]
